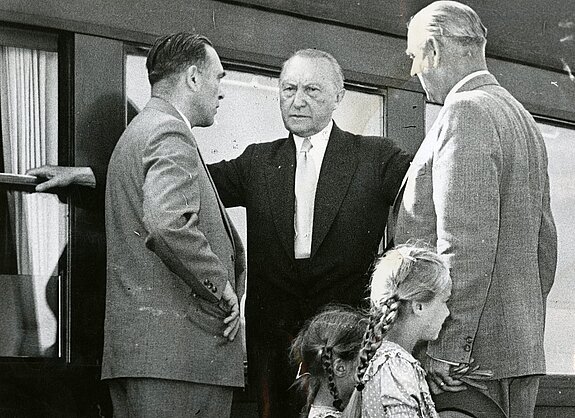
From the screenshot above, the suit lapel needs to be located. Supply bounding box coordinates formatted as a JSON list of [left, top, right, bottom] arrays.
[[266, 137, 297, 260], [311, 125, 358, 258]]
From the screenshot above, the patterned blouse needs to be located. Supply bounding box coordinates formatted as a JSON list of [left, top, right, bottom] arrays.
[[361, 340, 438, 417], [308, 404, 342, 418]]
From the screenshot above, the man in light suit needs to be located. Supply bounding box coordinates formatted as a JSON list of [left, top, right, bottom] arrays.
[[393, 2, 557, 417], [209, 49, 411, 417], [102, 33, 246, 417]]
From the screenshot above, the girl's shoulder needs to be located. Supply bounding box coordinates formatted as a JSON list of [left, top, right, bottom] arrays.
[[364, 340, 424, 381], [308, 405, 342, 418]]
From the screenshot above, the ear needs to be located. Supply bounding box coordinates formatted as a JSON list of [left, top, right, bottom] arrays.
[[410, 300, 425, 317], [427, 37, 441, 68], [332, 88, 346, 112], [185, 65, 200, 91], [332, 358, 349, 378], [336, 88, 346, 105]]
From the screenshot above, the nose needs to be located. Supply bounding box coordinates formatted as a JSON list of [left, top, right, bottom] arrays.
[[292, 88, 307, 108], [410, 60, 418, 77]]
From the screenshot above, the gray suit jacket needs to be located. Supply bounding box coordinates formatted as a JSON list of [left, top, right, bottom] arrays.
[[394, 74, 557, 379], [102, 97, 246, 387]]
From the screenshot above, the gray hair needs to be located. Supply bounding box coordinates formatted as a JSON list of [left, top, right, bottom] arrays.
[[409, 1, 487, 48], [280, 48, 345, 91]]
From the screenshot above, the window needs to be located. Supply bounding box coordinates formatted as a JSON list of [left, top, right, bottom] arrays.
[[426, 103, 575, 375], [0, 31, 66, 358], [538, 121, 575, 375]]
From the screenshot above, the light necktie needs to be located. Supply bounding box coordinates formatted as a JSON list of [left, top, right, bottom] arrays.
[[294, 137, 317, 259]]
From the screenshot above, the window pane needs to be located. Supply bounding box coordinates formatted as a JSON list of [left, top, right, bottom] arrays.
[[539, 122, 575, 375], [0, 46, 65, 358]]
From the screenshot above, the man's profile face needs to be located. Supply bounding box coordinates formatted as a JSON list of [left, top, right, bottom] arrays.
[[406, 22, 441, 103], [195, 45, 225, 127], [279, 56, 343, 137]]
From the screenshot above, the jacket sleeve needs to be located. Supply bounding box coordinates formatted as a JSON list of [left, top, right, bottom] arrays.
[[208, 144, 256, 208], [538, 159, 557, 302], [379, 138, 412, 205], [142, 126, 229, 303], [427, 99, 501, 364]]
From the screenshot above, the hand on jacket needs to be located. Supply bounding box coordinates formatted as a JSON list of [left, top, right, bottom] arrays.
[[425, 356, 467, 394], [221, 281, 240, 342]]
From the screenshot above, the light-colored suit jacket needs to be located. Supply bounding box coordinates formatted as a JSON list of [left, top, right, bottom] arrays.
[[102, 97, 246, 387], [394, 74, 557, 379]]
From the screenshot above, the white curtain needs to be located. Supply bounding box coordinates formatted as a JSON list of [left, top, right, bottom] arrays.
[[0, 46, 64, 356]]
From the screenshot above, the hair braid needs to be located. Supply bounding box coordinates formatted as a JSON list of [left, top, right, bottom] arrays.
[[321, 347, 344, 411], [355, 296, 399, 391]]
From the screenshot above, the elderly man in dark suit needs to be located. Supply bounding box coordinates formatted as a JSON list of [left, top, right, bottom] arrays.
[[102, 33, 246, 417], [209, 49, 411, 417], [393, 2, 558, 417]]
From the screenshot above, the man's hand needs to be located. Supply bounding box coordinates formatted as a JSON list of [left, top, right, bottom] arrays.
[[26, 165, 96, 192], [221, 281, 240, 342], [425, 356, 467, 394]]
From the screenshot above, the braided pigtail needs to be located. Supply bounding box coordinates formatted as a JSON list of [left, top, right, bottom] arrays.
[[355, 296, 399, 391], [342, 297, 400, 418], [321, 347, 344, 411]]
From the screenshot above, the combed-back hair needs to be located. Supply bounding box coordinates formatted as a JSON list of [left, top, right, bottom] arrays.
[[290, 304, 367, 414], [342, 242, 451, 418], [408, 1, 487, 48], [146, 32, 213, 85], [280, 48, 345, 91]]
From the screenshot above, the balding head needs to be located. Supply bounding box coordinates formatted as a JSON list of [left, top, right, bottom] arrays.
[[408, 1, 487, 52]]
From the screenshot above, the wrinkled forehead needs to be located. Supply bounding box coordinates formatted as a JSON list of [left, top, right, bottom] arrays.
[[280, 56, 335, 85]]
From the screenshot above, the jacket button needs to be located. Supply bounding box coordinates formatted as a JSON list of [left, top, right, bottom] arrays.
[[464, 344, 471, 352], [203, 279, 210, 286], [466, 336, 473, 343], [212, 287, 218, 293]]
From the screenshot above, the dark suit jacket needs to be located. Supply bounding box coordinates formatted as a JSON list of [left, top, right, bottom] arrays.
[[102, 97, 246, 387], [209, 123, 410, 342]]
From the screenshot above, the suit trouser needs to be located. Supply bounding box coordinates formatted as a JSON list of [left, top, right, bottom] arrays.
[[483, 375, 540, 418], [249, 259, 312, 418], [249, 336, 306, 418], [108, 377, 233, 418]]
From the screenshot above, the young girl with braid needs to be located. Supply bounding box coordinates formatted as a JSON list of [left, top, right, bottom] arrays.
[[290, 305, 368, 418], [343, 243, 452, 418]]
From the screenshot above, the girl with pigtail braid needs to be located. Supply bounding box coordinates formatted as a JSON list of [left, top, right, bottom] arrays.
[[290, 305, 368, 418], [342, 243, 452, 418]]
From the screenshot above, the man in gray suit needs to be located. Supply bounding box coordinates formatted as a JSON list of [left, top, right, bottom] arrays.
[[393, 2, 557, 417], [103, 33, 246, 417]]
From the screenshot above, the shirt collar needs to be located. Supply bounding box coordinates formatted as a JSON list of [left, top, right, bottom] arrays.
[[444, 70, 490, 104], [173, 105, 192, 131], [293, 120, 333, 151]]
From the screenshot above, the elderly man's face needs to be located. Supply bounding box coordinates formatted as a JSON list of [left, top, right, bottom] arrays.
[[279, 56, 344, 137], [406, 23, 442, 103]]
